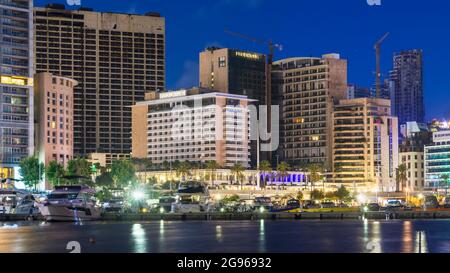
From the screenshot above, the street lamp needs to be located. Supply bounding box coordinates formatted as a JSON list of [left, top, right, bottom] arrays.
[[132, 190, 145, 201]]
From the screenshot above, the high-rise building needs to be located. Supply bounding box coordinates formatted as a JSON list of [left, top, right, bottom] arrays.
[[199, 47, 266, 167], [132, 88, 253, 168], [34, 4, 165, 156], [390, 49, 424, 126], [199, 47, 266, 104], [34, 72, 77, 189], [332, 98, 399, 192], [273, 54, 348, 168], [0, 0, 34, 181]]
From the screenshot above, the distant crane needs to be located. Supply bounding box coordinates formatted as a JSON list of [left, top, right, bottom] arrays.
[[374, 32, 390, 98], [224, 29, 283, 166], [224, 29, 282, 108]]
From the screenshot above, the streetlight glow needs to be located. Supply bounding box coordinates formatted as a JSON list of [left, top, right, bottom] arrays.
[[132, 190, 145, 201]]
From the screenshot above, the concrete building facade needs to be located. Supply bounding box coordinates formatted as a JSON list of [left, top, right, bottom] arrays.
[[34, 4, 165, 156], [87, 152, 130, 168], [0, 0, 34, 181], [274, 54, 348, 168], [34, 72, 77, 167], [390, 49, 424, 126], [332, 98, 399, 192], [132, 88, 253, 168]]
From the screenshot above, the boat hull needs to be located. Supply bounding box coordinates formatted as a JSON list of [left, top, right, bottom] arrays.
[[38, 204, 101, 222]]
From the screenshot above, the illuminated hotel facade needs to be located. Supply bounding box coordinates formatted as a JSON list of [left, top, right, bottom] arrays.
[[200, 47, 266, 167], [132, 88, 253, 168], [0, 0, 34, 180], [273, 54, 348, 168], [332, 98, 399, 192]]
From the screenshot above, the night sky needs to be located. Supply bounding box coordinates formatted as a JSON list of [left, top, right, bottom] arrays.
[[34, 0, 450, 121]]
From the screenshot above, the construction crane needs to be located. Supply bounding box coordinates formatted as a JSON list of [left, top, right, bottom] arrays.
[[224, 29, 283, 167], [374, 32, 390, 98], [224, 29, 282, 107]]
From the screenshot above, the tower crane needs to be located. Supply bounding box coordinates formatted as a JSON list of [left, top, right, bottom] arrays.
[[224, 29, 283, 168], [374, 32, 389, 98]]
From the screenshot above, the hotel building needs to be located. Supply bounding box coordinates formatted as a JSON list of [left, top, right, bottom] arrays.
[[34, 72, 77, 189], [199, 47, 266, 104], [200, 47, 267, 167], [273, 54, 348, 168], [34, 73, 76, 164], [34, 4, 165, 156], [425, 131, 450, 189], [332, 98, 399, 191], [132, 88, 253, 168], [0, 0, 34, 180]]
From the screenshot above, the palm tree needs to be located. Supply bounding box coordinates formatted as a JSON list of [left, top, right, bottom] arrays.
[[231, 163, 245, 189], [306, 163, 324, 192], [131, 158, 152, 183], [258, 160, 272, 188], [277, 161, 290, 185], [206, 161, 220, 187], [176, 161, 192, 182], [440, 174, 450, 196], [396, 164, 408, 192]]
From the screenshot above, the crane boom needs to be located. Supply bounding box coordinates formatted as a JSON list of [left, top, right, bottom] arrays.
[[224, 29, 283, 164], [374, 32, 389, 98]]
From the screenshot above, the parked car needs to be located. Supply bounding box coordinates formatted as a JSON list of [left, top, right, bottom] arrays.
[[363, 203, 381, 212], [321, 202, 336, 208], [102, 197, 124, 213], [303, 200, 321, 209], [424, 195, 439, 209]]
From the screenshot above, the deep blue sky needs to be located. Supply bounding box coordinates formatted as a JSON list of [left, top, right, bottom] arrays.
[[35, 0, 450, 121]]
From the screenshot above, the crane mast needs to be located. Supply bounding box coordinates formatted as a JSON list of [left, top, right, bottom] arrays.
[[374, 32, 389, 98]]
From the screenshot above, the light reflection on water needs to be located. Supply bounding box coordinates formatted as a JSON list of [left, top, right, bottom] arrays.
[[0, 220, 448, 253], [131, 223, 147, 253], [259, 219, 266, 252], [402, 221, 413, 253]]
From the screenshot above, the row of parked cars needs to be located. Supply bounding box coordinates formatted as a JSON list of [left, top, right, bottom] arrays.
[[362, 196, 450, 212]]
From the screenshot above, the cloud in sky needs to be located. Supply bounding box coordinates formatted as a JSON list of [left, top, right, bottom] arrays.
[[174, 60, 199, 89]]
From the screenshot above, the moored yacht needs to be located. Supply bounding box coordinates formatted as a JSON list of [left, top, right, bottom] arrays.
[[37, 185, 101, 222]]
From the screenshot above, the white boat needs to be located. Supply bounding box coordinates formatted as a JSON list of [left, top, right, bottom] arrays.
[[171, 181, 210, 213], [37, 185, 101, 222]]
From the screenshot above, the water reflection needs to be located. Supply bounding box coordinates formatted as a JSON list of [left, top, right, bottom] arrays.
[[259, 219, 266, 252], [365, 221, 382, 253], [402, 221, 413, 253], [131, 223, 147, 253], [415, 231, 428, 253], [216, 225, 223, 242], [0, 220, 447, 253], [158, 220, 165, 252]]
